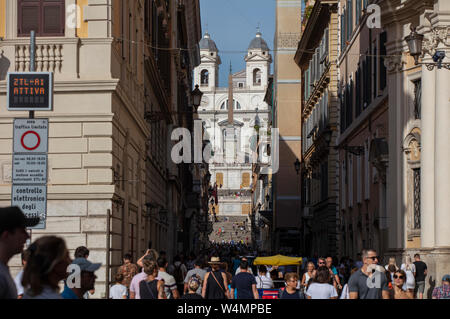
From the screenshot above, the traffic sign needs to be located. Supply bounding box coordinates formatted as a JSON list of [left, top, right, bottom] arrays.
[[11, 185, 47, 230], [7, 72, 53, 111], [13, 119, 48, 153], [12, 154, 47, 184]]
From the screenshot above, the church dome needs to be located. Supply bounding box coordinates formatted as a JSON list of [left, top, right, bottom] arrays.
[[248, 32, 269, 51], [199, 32, 218, 52]]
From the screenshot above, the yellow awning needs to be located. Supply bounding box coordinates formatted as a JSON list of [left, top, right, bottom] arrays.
[[253, 255, 303, 266]]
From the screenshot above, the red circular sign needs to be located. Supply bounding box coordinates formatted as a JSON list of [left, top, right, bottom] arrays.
[[21, 131, 41, 151]]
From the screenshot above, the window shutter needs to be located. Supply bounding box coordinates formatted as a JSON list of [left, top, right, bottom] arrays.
[[18, 1, 40, 36], [42, 0, 65, 35]]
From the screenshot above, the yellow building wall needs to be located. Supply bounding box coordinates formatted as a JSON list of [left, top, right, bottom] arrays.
[[242, 204, 251, 215], [77, 0, 89, 38], [0, 0, 5, 38], [241, 173, 250, 188]]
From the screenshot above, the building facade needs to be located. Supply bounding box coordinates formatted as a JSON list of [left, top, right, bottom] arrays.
[[295, 0, 341, 257], [380, 0, 450, 297], [194, 31, 272, 245], [335, 0, 389, 259], [0, 0, 203, 298], [272, 0, 303, 253]]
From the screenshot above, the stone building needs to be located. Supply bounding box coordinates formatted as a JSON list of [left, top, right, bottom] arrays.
[[0, 0, 203, 298], [335, 0, 389, 259], [194, 31, 272, 244], [295, 0, 340, 257], [379, 0, 450, 297], [272, 0, 303, 253]]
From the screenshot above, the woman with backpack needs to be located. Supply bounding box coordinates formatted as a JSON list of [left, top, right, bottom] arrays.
[[139, 260, 166, 299], [202, 257, 229, 299]]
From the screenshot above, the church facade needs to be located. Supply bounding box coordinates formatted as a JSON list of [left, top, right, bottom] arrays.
[[194, 32, 272, 222]]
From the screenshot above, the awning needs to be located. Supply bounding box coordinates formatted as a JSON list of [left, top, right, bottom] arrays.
[[253, 255, 302, 266]]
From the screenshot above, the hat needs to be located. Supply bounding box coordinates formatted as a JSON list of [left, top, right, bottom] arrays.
[[208, 257, 221, 264], [71, 258, 102, 272], [0, 206, 40, 234], [442, 274, 450, 282]]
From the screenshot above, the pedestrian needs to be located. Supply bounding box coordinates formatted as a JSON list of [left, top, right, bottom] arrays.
[[0, 206, 39, 299], [14, 249, 30, 299], [183, 258, 207, 295], [389, 270, 413, 299], [202, 257, 229, 299], [384, 257, 399, 272], [326, 256, 342, 292], [117, 253, 139, 293], [300, 261, 316, 291], [279, 273, 304, 299], [306, 266, 338, 299], [156, 257, 179, 299], [386, 264, 397, 285], [172, 255, 187, 296], [348, 249, 390, 299], [74, 246, 89, 259], [413, 253, 427, 299], [340, 268, 358, 299], [230, 259, 259, 299], [400, 255, 416, 296], [182, 275, 203, 299], [130, 250, 157, 299], [22, 236, 72, 299], [109, 273, 127, 299], [73, 245, 95, 299], [255, 265, 274, 289], [235, 257, 254, 275], [139, 259, 166, 299], [61, 257, 101, 299], [432, 274, 450, 299]]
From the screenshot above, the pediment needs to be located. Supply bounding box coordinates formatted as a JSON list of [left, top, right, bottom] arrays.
[[218, 119, 244, 127]]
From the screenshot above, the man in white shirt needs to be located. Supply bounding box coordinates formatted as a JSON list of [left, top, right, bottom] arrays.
[[0, 207, 39, 299]]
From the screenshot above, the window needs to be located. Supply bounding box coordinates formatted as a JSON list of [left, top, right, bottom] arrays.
[[356, 0, 362, 22], [216, 173, 224, 187], [220, 99, 241, 110], [18, 0, 65, 36], [379, 32, 387, 91], [238, 82, 244, 88], [347, 0, 353, 40], [242, 173, 250, 188], [413, 79, 422, 119], [341, 10, 346, 52], [253, 69, 262, 85], [413, 168, 421, 229], [201, 69, 209, 85]]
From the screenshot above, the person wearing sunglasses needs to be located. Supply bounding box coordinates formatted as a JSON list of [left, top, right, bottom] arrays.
[[348, 249, 390, 299], [390, 270, 412, 299]]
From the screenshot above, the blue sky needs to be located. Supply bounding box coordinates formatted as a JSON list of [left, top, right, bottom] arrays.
[[199, 0, 275, 87]]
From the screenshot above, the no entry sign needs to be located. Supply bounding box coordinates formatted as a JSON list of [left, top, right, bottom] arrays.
[[13, 119, 48, 153]]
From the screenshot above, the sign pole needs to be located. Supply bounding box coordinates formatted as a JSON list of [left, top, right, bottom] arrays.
[[29, 31, 35, 119]]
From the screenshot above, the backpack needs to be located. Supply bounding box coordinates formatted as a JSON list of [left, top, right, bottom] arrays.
[[174, 264, 184, 284]]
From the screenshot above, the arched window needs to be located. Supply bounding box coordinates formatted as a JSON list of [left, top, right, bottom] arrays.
[[253, 68, 262, 86], [200, 69, 209, 85], [220, 99, 242, 110]]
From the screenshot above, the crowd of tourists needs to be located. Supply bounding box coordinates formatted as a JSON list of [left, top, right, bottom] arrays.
[[1, 206, 449, 300]]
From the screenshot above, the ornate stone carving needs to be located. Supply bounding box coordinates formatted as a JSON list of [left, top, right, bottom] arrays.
[[421, 26, 450, 57], [277, 33, 301, 48], [384, 55, 405, 72]]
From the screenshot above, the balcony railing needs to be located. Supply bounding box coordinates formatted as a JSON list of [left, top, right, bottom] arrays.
[[15, 43, 63, 72]]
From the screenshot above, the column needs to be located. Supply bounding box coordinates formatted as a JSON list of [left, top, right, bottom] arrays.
[[434, 58, 450, 247], [420, 62, 435, 248]]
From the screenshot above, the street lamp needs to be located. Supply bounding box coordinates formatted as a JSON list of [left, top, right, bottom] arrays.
[[191, 85, 204, 113], [294, 158, 301, 175], [405, 26, 450, 70]]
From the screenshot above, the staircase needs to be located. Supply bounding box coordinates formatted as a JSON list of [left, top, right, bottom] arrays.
[[208, 216, 252, 244]]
